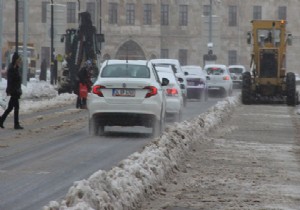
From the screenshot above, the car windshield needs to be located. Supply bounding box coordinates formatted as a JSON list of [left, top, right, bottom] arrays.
[[257, 29, 281, 44], [101, 64, 150, 78], [229, 68, 244, 74], [206, 67, 224, 75]]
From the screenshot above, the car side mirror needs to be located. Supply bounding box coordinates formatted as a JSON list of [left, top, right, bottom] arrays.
[[161, 78, 169, 86], [178, 77, 184, 83], [180, 84, 185, 89], [206, 75, 210, 80], [184, 71, 188, 76]]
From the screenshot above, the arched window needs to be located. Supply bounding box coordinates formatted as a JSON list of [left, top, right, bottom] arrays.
[[115, 40, 146, 60]]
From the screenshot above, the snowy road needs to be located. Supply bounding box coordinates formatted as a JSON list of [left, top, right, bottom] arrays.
[[0, 93, 221, 210]]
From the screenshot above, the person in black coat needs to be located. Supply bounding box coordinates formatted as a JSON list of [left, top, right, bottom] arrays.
[[0, 52, 24, 129], [76, 60, 92, 109]]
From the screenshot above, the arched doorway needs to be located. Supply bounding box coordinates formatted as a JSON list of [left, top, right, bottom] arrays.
[[115, 40, 146, 60]]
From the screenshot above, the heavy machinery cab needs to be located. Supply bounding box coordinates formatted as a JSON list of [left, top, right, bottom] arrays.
[[249, 20, 291, 80], [242, 19, 298, 106]]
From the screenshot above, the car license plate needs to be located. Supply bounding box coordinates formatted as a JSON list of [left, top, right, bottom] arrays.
[[112, 89, 135, 97], [208, 86, 220, 90]]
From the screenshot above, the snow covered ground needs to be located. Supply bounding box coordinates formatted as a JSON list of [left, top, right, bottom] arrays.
[[1, 78, 300, 210], [41, 96, 240, 210], [0, 78, 76, 115]]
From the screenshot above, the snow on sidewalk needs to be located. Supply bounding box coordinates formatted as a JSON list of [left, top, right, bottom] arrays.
[[43, 96, 240, 210]]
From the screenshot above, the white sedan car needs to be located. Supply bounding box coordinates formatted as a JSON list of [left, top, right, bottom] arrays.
[[151, 59, 188, 107], [87, 60, 169, 137], [204, 64, 233, 97], [182, 65, 208, 101], [156, 68, 184, 122], [228, 65, 247, 88]]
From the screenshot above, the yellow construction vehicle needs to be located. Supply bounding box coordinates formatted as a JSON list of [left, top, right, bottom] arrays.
[[242, 20, 298, 105]]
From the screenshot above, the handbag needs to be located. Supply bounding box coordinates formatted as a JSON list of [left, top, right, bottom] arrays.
[[79, 83, 88, 98]]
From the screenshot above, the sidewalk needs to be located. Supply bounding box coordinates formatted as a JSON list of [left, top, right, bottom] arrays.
[[139, 104, 300, 210]]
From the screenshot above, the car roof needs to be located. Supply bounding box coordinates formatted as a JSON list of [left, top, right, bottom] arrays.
[[155, 66, 173, 72], [204, 64, 227, 69], [104, 59, 149, 66], [182, 65, 203, 70], [151, 59, 180, 65], [228, 65, 246, 69]]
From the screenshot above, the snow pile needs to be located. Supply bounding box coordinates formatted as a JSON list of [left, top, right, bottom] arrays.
[[20, 93, 77, 114], [0, 78, 76, 114], [43, 96, 241, 210], [0, 78, 57, 100]]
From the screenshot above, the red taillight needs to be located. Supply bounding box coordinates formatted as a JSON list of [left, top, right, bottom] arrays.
[[166, 88, 179, 96], [144, 86, 158, 98], [223, 75, 230, 80], [92, 85, 106, 97]]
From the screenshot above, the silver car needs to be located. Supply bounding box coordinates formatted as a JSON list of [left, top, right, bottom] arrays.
[[182, 65, 208, 101], [228, 65, 247, 88], [204, 64, 233, 97]]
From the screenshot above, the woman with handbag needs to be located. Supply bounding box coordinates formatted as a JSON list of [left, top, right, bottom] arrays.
[[0, 52, 24, 129]]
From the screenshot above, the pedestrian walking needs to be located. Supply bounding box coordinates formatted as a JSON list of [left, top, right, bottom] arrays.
[[76, 60, 92, 109], [0, 52, 24, 129]]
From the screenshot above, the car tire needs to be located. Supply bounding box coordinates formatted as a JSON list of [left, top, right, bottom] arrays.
[[89, 116, 99, 136], [183, 95, 187, 107], [205, 89, 209, 101], [151, 118, 161, 138], [98, 125, 105, 136], [175, 110, 182, 122], [286, 72, 296, 106]]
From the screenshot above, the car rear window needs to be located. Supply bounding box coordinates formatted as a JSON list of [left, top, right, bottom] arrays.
[[101, 64, 150, 78], [155, 64, 178, 73], [206, 67, 224, 75], [229, 68, 244, 74]]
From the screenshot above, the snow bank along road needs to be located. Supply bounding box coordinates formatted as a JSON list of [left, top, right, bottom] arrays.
[[45, 96, 241, 209], [45, 95, 300, 210]]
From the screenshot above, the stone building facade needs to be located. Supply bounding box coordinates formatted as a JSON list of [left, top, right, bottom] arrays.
[[1, 0, 300, 71]]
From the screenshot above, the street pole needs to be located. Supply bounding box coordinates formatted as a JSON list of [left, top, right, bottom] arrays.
[[99, 0, 102, 54], [209, 0, 212, 43], [22, 0, 28, 86], [50, 0, 54, 85], [16, 0, 19, 53], [0, 0, 3, 81]]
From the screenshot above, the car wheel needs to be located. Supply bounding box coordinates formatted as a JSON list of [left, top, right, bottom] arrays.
[[183, 95, 187, 107], [205, 89, 209, 101], [175, 110, 182, 122], [98, 125, 105, 136], [89, 116, 99, 136], [151, 118, 161, 138]]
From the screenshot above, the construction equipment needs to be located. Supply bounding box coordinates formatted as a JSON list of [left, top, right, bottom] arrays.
[[57, 11, 104, 94], [242, 20, 298, 106]]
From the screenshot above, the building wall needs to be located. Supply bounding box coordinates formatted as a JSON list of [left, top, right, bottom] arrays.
[[1, 0, 300, 72]]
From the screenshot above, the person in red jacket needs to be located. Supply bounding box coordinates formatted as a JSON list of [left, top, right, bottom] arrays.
[[76, 60, 92, 109], [0, 52, 24, 129]]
